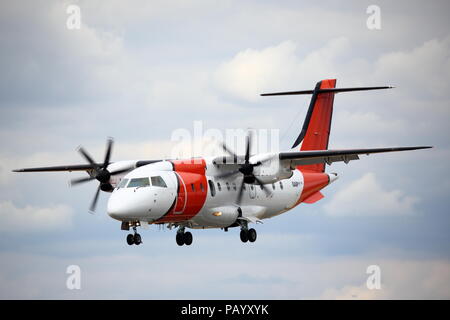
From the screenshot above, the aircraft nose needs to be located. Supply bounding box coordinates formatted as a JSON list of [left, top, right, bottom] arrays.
[[107, 192, 129, 220], [107, 189, 152, 220]]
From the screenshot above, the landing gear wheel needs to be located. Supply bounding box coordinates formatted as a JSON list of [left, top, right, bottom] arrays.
[[240, 229, 249, 243], [184, 232, 193, 246], [126, 234, 134, 245], [248, 228, 257, 242], [176, 233, 184, 246], [134, 233, 142, 245]]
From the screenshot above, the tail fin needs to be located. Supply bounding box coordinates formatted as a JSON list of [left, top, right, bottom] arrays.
[[298, 79, 336, 171], [261, 80, 393, 172]]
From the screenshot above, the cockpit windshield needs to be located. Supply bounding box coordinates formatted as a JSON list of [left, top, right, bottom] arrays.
[[117, 176, 167, 189], [127, 177, 150, 188], [151, 176, 167, 188], [117, 178, 129, 189]]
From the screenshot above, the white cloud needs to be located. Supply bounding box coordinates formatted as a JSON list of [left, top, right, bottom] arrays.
[[212, 33, 450, 117], [320, 284, 385, 300], [214, 40, 299, 101], [0, 201, 73, 232], [373, 36, 450, 99], [0, 242, 449, 299], [213, 38, 350, 101], [319, 259, 450, 299], [324, 172, 419, 216]]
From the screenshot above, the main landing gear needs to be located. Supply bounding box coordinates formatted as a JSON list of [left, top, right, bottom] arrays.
[[176, 227, 193, 246], [239, 221, 257, 243], [126, 226, 142, 246]]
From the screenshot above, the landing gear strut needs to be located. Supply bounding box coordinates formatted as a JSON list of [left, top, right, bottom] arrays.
[[176, 227, 193, 246], [127, 226, 142, 246], [239, 221, 257, 243]]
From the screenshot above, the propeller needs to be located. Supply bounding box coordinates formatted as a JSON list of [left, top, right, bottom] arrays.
[[70, 138, 134, 213], [216, 131, 272, 204]]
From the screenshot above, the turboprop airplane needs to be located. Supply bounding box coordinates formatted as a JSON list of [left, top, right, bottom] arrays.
[[13, 79, 431, 246]]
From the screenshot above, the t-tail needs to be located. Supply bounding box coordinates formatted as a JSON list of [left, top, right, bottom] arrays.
[[261, 79, 393, 172]]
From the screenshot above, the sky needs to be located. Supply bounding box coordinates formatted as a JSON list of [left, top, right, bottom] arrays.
[[0, 0, 449, 299]]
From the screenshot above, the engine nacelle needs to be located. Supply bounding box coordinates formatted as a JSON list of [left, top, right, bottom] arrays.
[[251, 154, 293, 184], [107, 160, 138, 187]]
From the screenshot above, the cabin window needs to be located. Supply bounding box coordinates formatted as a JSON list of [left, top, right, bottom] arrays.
[[260, 184, 263, 190], [217, 182, 222, 191], [208, 180, 216, 197], [151, 176, 167, 188], [117, 178, 129, 189], [127, 177, 150, 188], [279, 181, 284, 190], [232, 182, 237, 191], [200, 183, 204, 192], [191, 183, 195, 191], [226, 182, 230, 191], [272, 183, 275, 190]]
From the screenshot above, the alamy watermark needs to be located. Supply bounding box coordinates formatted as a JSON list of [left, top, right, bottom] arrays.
[[366, 5, 381, 30], [66, 4, 81, 30], [66, 265, 81, 290], [170, 121, 280, 164], [366, 265, 381, 290]]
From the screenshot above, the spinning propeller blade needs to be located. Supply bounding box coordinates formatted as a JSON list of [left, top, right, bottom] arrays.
[[215, 131, 271, 205], [71, 138, 134, 213]]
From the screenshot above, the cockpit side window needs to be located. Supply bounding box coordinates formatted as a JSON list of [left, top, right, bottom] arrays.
[[117, 178, 129, 189], [151, 176, 167, 188], [127, 177, 150, 188]]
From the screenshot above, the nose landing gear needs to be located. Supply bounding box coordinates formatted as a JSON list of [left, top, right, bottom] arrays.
[[126, 226, 142, 246], [176, 227, 193, 246]]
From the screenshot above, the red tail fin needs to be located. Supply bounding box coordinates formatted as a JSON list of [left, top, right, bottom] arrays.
[[260, 79, 393, 172], [298, 79, 336, 172]]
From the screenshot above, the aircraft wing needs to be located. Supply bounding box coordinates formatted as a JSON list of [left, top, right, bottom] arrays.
[[12, 160, 161, 173], [12, 163, 102, 172], [279, 146, 432, 167]]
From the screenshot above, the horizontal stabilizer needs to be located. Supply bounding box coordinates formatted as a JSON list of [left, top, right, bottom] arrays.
[[260, 86, 393, 96]]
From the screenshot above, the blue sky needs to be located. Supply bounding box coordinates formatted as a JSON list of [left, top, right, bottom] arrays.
[[0, 0, 449, 299]]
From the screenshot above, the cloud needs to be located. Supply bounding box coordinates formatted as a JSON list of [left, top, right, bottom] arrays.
[[319, 259, 450, 299], [213, 38, 349, 102], [1, 243, 449, 299], [320, 284, 385, 300], [0, 1, 126, 105], [323, 172, 419, 216], [0, 201, 73, 232], [373, 36, 450, 99]]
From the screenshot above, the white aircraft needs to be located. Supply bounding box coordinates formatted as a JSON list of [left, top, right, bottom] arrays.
[[14, 79, 431, 246]]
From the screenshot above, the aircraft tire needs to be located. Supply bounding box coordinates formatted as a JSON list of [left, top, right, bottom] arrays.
[[240, 230, 249, 243], [127, 234, 134, 245], [134, 233, 142, 245], [176, 233, 185, 246], [184, 232, 193, 246], [248, 228, 257, 242]]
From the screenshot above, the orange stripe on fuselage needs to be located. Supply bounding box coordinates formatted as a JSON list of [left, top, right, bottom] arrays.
[[295, 170, 329, 206], [156, 158, 208, 223]]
